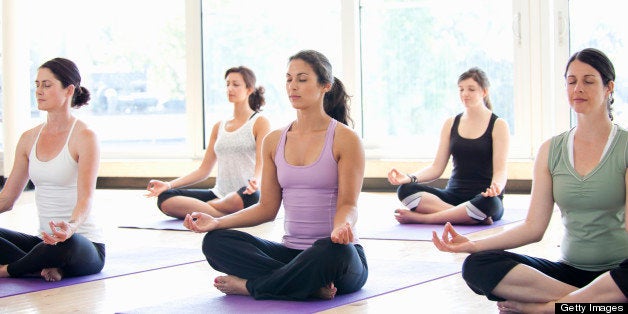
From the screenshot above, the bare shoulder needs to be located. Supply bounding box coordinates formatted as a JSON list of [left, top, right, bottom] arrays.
[[494, 117, 510, 130], [333, 123, 364, 158], [74, 120, 98, 142], [15, 124, 43, 154], [262, 129, 284, 156]]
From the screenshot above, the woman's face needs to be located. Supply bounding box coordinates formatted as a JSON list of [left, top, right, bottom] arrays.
[[458, 78, 486, 109], [565, 59, 613, 116], [286, 58, 330, 110], [35, 67, 72, 111], [226, 72, 252, 105]]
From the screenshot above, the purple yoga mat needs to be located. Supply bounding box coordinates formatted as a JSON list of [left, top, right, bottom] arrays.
[[118, 218, 188, 231], [0, 246, 204, 298], [121, 258, 461, 314], [359, 206, 528, 241]]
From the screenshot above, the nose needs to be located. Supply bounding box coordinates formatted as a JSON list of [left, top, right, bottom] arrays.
[[288, 79, 297, 90]]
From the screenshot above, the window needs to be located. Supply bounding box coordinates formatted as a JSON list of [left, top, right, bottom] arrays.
[[201, 0, 342, 143], [569, 0, 628, 128], [360, 0, 515, 158], [28, 0, 187, 158]]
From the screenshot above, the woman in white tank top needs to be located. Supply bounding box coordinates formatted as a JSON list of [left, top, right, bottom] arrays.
[[145, 66, 271, 219], [0, 58, 104, 282]]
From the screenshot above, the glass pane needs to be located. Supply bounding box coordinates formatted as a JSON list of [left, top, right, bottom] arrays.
[[28, 0, 187, 157], [202, 0, 342, 142], [360, 0, 514, 158], [569, 0, 628, 127]]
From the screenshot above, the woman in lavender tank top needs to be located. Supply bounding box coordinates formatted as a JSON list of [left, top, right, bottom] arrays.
[[184, 50, 368, 300]]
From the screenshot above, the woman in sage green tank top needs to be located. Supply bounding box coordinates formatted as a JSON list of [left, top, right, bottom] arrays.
[[433, 48, 628, 311]]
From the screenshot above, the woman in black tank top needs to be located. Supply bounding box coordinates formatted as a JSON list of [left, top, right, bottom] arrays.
[[387, 67, 510, 225]]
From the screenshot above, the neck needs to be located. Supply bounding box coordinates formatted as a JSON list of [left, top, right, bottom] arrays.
[[232, 102, 254, 120], [463, 105, 490, 118], [574, 114, 612, 140], [45, 111, 74, 130], [293, 108, 330, 132]]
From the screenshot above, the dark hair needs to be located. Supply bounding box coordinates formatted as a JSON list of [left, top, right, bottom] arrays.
[[288, 50, 353, 126], [225, 66, 265, 112], [458, 67, 492, 110], [564, 48, 616, 121], [39, 58, 90, 108]]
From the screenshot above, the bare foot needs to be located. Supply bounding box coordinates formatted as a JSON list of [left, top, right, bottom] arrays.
[[0, 265, 9, 278], [41, 268, 63, 282], [313, 282, 337, 300], [213, 275, 249, 296], [394, 209, 423, 224], [480, 217, 494, 225], [497, 300, 554, 314]]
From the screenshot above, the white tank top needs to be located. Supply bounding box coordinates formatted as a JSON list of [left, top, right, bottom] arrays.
[[211, 114, 259, 197], [28, 120, 104, 243]]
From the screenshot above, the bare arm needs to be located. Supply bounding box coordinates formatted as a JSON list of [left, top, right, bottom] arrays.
[[389, 117, 453, 185], [246, 116, 272, 192], [69, 124, 100, 229], [434, 139, 554, 253], [146, 122, 220, 197], [171, 121, 220, 188], [0, 130, 36, 214], [185, 130, 283, 232], [331, 125, 365, 244], [489, 118, 510, 192]]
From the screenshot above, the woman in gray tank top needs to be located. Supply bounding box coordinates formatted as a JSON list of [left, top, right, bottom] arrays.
[[145, 66, 271, 219]]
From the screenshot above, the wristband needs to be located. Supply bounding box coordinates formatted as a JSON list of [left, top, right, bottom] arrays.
[[166, 182, 173, 189], [407, 174, 418, 183]]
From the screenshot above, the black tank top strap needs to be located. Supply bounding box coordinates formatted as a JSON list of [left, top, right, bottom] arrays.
[[482, 113, 498, 138], [451, 113, 463, 137]]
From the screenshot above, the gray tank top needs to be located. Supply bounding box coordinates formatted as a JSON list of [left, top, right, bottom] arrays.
[[211, 114, 260, 197]]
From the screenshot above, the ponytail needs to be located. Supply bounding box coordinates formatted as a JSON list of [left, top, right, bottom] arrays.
[[324, 77, 352, 126]]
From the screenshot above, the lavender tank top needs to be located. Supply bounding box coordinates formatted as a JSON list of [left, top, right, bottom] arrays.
[[275, 119, 339, 249]]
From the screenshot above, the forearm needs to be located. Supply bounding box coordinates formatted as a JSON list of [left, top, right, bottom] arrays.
[[169, 168, 211, 189], [334, 204, 358, 229], [491, 169, 508, 191], [410, 165, 444, 183], [474, 222, 542, 252]]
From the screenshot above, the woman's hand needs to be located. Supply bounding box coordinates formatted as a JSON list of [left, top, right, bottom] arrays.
[[481, 182, 501, 198], [432, 222, 476, 253], [183, 212, 219, 233], [243, 177, 259, 195], [387, 168, 411, 185], [41, 221, 74, 245], [145, 180, 170, 198], [331, 222, 354, 245]]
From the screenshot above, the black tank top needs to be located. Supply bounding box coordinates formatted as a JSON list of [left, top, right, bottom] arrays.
[[447, 113, 498, 193]]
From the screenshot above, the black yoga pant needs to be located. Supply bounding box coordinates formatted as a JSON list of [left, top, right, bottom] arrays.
[[462, 250, 617, 301], [610, 259, 628, 298], [157, 186, 260, 210], [201, 229, 369, 300], [0, 228, 105, 278], [396, 183, 504, 221]]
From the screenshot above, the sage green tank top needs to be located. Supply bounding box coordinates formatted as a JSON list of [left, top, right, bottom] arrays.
[[549, 126, 628, 271]]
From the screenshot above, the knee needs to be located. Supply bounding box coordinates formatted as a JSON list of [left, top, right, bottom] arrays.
[[396, 183, 417, 200], [462, 250, 502, 282], [468, 196, 504, 221], [310, 237, 355, 262], [201, 230, 232, 258]]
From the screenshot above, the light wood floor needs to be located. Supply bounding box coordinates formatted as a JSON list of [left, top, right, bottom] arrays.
[[0, 189, 564, 314]]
